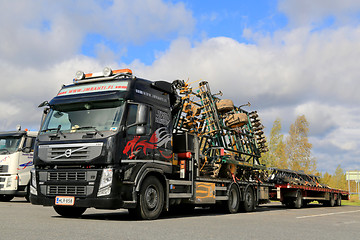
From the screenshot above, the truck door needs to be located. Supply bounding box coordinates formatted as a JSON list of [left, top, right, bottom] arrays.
[[153, 108, 172, 163], [123, 103, 153, 160], [18, 136, 35, 186]]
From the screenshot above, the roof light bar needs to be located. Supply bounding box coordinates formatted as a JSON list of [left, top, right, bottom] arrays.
[[73, 67, 133, 83]]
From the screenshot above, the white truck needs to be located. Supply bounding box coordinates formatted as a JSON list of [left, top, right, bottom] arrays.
[[0, 127, 38, 201]]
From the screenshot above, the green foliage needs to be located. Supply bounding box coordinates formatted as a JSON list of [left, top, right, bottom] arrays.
[[286, 115, 317, 174], [261, 118, 287, 169]]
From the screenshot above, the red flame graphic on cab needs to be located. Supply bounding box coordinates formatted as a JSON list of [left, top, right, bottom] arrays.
[[123, 127, 172, 159]]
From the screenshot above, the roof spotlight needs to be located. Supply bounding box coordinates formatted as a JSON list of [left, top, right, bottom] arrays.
[[76, 71, 85, 80], [103, 67, 112, 77]]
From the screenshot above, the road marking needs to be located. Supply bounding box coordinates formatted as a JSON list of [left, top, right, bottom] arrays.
[[297, 209, 360, 219]]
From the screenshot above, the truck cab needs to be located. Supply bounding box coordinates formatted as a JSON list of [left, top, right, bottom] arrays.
[[0, 128, 37, 201], [30, 68, 175, 217]]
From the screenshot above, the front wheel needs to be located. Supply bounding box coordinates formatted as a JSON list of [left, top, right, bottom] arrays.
[[131, 176, 164, 220], [53, 206, 87, 218], [0, 194, 14, 202]]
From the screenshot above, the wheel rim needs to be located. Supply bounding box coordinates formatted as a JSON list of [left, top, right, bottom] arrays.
[[245, 191, 253, 208], [145, 186, 158, 209], [230, 188, 238, 209]]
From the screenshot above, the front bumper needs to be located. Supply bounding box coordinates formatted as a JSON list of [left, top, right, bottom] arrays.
[[30, 194, 124, 209]]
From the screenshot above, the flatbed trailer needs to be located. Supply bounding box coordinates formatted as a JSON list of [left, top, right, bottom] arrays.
[[268, 168, 349, 208]]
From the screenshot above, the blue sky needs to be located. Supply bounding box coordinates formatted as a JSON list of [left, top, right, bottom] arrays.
[[81, 0, 288, 64], [1, 0, 360, 175]]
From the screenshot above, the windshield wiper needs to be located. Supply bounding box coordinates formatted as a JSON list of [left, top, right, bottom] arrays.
[[0, 149, 10, 154], [42, 125, 66, 138], [75, 126, 104, 137]]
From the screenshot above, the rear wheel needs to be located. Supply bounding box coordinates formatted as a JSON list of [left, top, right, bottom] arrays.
[[336, 194, 342, 206], [294, 190, 302, 209], [53, 206, 87, 218], [241, 187, 254, 212], [131, 176, 164, 220], [328, 194, 335, 207], [223, 184, 240, 213], [0, 195, 14, 202]]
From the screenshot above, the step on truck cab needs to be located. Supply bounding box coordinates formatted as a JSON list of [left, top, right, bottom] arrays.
[[30, 67, 271, 219], [0, 127, 38, 201]]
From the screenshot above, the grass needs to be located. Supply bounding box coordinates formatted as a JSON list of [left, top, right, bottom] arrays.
[[342, 195, 360, 206]]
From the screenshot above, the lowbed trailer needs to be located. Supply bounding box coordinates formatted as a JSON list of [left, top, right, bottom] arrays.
[[268, 168, 349, 208]]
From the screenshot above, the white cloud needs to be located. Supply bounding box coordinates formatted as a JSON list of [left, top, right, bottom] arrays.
[[0, 0, 359, 175], [278, 0, 360, 27], [0, 0, 195, 67]]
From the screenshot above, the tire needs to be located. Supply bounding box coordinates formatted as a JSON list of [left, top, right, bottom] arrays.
[[25, 184, 30, 202], [132, 176, 164, 220], [336, 194, 341, 206], [0, 194, 14, 202], [241, 187, 254, 212], [294, 190, 302, 209], [329, 194, 335, 207], [223, 184, 240, 213], [53, 206, 87, 218]]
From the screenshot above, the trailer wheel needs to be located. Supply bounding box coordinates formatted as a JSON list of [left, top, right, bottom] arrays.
[[53, 206, 87, 218], [133, 176, 164, 220], [242, 187, 254, 212], [328, 194, 335, 207], [0, 194, 14, 202], [336, 194, 341, 206], [224, 184, 240, 213], [294, 190, 302, 209]]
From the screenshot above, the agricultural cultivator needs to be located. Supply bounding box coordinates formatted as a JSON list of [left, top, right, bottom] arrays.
[[172, 80, 268, 180]]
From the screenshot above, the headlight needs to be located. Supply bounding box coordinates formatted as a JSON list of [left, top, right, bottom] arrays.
[[31, 169, 37, 187], [98, 168, 113, 197], [6, 176, 13, 187]]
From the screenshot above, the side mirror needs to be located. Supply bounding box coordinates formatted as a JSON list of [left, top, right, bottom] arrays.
[[136, 104, 147, 125], [38, 101, 49, 108], [22, 138, 33, 153], [135, 126, 146, 136]]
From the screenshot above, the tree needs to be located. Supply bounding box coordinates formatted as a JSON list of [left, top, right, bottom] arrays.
[[286, 115, 317, 174], [320, 172, 332, 186], [329, 165, 347, 190], [262, 118, 287, 169]]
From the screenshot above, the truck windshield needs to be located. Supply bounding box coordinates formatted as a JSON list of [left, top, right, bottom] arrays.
[[0, 137, 22, 155], [40, 100, 125, 134]]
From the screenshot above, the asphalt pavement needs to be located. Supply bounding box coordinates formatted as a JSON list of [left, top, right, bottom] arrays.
[[1, 198, 359, 240]]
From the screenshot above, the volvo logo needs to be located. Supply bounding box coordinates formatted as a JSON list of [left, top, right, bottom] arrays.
[[64, 149, 72, 158]]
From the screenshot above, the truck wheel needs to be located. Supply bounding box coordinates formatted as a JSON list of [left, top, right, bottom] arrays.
[[53, 206, 87, 218], [336, 194, 341, 206], [133, 176, 164, 220], [294, 190, 302, 209], [224, 184, 240, 213], [25, 184, 30, 202], [328, 194, 335, 207], [242, 187, 254, 212], [0, 194, 14, 202]]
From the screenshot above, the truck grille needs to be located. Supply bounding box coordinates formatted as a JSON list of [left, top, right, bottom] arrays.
[[38, 142, 103, 162], [48, 186, 87, 195], [49, 172, 86, 181], [0, 165, 8, 173]]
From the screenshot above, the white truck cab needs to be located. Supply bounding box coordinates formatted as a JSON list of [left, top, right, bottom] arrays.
[[0, 127, 37, 201]]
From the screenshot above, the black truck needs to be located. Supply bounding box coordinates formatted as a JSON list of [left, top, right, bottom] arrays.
[[29, 67, 283, 219]]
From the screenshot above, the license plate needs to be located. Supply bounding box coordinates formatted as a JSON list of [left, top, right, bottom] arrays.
[[55, 196, 75, 206]]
